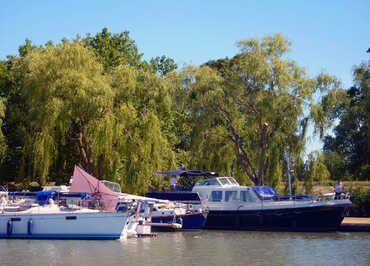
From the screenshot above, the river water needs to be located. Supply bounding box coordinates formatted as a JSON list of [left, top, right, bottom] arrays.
[[0, 231, 369, 266]]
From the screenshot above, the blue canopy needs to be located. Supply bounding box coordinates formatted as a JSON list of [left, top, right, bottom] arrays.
[[154, 170, 218, 177], [252, 186, 278, 199], [36, 191, 56, 205]]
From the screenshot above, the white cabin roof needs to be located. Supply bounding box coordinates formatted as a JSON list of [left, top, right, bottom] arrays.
[[193, 177, 240, 188]]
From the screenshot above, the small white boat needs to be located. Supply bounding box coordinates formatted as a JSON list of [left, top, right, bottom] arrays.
[[119, 200, 155, 238]]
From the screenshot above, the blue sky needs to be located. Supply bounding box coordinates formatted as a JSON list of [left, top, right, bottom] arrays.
[[1, 0, 369, 153]]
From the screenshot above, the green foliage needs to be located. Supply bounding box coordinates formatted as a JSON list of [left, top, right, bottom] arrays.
[[324, 59, 369, 181], [18, 41, 113, 184], [181, 34, 339, 186], [303, 153, 330, 194], [149, 56, 178, 76], [0, 52, 36, 183], [83, 27, 143, 71], [0, 97, 6, 163], [0, 30, 358, 195], [18, 38, 37, 57], [350, 187, 370, 217], [110, 65, 177, 194]]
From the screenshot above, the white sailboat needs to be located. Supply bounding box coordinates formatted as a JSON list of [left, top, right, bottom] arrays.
[[0, 166, 129, 239]]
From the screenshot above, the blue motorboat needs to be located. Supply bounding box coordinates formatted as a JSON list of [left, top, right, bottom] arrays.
[[148, 170, 353, 231]]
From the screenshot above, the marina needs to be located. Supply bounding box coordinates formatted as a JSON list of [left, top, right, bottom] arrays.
[[0, 167, 369, 265]]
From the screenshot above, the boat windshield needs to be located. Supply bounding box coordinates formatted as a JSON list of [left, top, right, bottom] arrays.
[[195, 178, 221, 186], [219, 178, 232, 185], [101, 180, 121, 193], [228, 178, 239, 185]]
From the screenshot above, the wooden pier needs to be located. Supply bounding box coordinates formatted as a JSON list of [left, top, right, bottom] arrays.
[[340, 217, 370, 232]]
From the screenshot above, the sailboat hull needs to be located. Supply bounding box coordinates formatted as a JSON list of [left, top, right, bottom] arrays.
[[0, 212, 128, 239]]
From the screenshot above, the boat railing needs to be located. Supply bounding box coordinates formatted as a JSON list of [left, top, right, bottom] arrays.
[[257, 192, 351, 209]]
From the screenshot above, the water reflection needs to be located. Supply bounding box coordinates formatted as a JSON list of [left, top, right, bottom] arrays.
[[0, 231, 369, 265]]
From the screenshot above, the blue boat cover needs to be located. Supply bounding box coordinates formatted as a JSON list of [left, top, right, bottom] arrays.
[[252, 187, 313, 201], [36, 191, 56, 205], [154, 170, 218, 177], [252, 186, 278, 199]]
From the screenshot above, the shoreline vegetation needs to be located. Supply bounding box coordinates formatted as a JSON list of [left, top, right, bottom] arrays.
[[0, 28, 369, 216]]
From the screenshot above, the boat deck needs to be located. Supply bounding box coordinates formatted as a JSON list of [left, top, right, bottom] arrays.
[[340, 217, 370, 232]]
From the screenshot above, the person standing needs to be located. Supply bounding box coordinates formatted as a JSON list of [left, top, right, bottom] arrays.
[[334, 180, 344, 199]]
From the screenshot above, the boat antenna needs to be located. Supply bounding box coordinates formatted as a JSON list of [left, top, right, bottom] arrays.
[[286, 149, 292, 198]]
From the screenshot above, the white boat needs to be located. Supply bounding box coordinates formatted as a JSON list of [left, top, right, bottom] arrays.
[[118, 200, 154, 238], [103, 180, 188, 231], [0, 198, 128, 239], [0, 166, 129, 239]]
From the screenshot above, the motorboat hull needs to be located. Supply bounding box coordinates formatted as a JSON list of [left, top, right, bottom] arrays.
[[0, 212, 128, 239], [205, 204, 350, 231]]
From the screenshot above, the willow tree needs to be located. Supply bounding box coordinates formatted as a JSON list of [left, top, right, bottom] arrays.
[[111, 66, 177, 194], [16, 41, 116, 184], [182, 34, 341, 186]]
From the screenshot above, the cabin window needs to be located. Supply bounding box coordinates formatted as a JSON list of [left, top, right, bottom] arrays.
[[241, 191, 256, 202], [207, 179, 220, 186], [210, 191, 223, 202], [225, 191, 238, 202]]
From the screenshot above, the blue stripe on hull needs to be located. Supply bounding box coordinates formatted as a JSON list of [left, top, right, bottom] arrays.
[[152, 213, 206, 230], [205, 205, 348, 231], [0, 233, 121, 240]]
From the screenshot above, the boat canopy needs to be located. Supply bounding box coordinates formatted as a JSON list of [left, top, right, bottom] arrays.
[[154, 170, 218, 177], [252, 186, 278, 199], [36, 191, 56, 205], [70, 165, 118, 212]]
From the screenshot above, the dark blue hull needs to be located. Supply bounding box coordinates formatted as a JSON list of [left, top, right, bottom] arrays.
[[205, 205, 350, 231], [151, 212, 207, 231]]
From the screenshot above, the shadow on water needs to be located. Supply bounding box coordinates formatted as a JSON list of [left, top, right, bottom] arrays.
[[0, 231, 369, 265]]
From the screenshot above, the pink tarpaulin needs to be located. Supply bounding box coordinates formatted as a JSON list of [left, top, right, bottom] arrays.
[[70, 165, 118, 212]]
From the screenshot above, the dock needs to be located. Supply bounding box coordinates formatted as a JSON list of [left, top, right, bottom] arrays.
[[340, 217, 370, 232]]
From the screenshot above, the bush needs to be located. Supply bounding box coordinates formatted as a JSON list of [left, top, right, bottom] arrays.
[[350, 187, 370, 217]]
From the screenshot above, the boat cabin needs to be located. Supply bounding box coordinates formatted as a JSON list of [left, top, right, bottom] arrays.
[[192, 177, 260, 203]]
